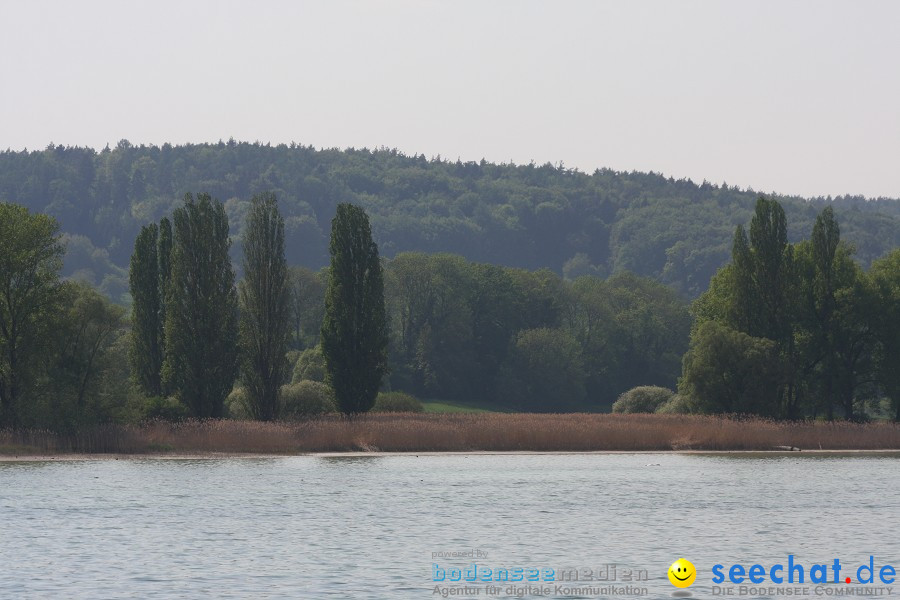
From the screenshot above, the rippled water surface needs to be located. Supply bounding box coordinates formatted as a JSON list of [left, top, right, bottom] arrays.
[[2, 453, 899, 599]]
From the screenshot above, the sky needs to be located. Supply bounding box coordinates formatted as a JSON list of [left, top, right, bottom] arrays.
[[1, 0, 899, 199]]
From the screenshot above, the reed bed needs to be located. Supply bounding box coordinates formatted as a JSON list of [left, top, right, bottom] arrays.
[[3, 414, 900, 455]]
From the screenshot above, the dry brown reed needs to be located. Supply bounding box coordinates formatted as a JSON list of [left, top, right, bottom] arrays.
[[2, 414, 900, 455]]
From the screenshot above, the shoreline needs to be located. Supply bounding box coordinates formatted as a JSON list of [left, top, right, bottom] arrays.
[[4, 414, 900, 457], [4, 448, 900, 462]]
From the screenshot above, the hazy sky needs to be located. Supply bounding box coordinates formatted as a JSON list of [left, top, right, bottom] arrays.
[[2, 0, 899, 198]]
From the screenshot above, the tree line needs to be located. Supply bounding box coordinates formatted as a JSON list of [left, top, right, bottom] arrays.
[[0, 203, 127, 429], [3, 142, 900, 304], [128, 194, 387, 420], [0, 192, 691, 427], [0, 193, 388, 428], [128, 190, 690, 419], [3, 192, 900, 428], [680, 198, 900, 421], [281, 256, 691, 413]]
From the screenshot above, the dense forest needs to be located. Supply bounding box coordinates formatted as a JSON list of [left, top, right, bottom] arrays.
[[0, 193, 689, 429], [4, 191, 900, 428], [2, 141, 900, 304], [3, 141, 900, 429]]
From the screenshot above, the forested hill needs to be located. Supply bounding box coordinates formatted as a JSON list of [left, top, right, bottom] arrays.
[[3, 140, 899, 303]]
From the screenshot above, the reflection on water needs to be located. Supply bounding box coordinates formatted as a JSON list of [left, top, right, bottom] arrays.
[[1, 453, 899, 599]]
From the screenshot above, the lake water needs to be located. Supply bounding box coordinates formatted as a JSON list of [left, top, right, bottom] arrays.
[[2, 453, 899, 599]]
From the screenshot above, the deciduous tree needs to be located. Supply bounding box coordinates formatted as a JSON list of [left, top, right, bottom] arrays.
[[129, 223, 162, 396], [0, 203, 65, 427], [162, 193, 238, 418], [321, 204, 388, 415], [239, 192, 290, 421]]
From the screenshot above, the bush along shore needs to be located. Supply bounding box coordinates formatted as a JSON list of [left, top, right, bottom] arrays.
[[3, 414, 900, 456]]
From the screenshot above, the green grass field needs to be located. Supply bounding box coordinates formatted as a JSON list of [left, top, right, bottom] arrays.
[[420, 399, 610, 414], [421, 400, 498, 414]]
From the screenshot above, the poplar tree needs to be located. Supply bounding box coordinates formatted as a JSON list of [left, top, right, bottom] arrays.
[[157, 216, 173, 390], [747, 196, 793, 343], [162, 193, 238, 418], [730, 224, 754, 332], [239, 192, 290, 420], [321, 203, 388, 415], [810, 206, 841, 419], [128, 223, 162, 396]]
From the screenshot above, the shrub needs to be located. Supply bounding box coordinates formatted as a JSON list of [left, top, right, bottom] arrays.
[[655, 394, 693, 415], [225, 388, 252, 420], [143, 396, 189, 421], [372, 391, 423, 413], [612, 386, 674, 414], [291, 346, 326, 383], [281, 381, 335, 419]]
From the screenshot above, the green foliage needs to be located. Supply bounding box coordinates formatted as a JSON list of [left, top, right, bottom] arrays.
[[562, 252, 605, 280], [0, 203, 66, 427], [385, 253, 478, 398], [858, 397, 893, 422], [655, 394, 693, 415], [870, 249, 900, 421], [288, 266, 325, 349], [4, 144, 900, 303], [56, 283, 127, 409], [498, 328, 586, 412], [239, 192, 291, 421], [162, 193, 239, 418], [372, 391, 423, 413], [612, 386, 674, 414], [291, 346, 326, 383], [735, 197, 795, 342], [280, 381, 335, 419], [284, 350, 301, 379], [157, 216, 172, 377], [693, 199, 801, 417], [224, 387, 251, 420], [61, 233, 130, 303], [579, 272, 691, 404], [688, 199, 881, 420], [127, 215, 172, 400], [142, 396, 189, 422], [380, 251, 690, 410], [128, 223, 162, 396], [93, 334, 144, 425], [321, 204, 389, 415], [30, 282, 129, 430], [679, 321, 782, 416], [794, 210, 875, 421], [6, 156, 900, 426], [691, 264, 738, 331]]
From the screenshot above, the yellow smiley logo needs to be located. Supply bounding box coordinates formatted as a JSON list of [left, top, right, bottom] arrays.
[[668, 558, 697, 588]]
